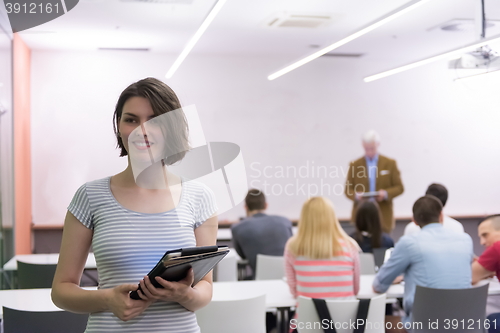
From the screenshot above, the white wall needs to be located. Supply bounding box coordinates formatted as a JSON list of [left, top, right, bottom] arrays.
[[31, 50, 500, 225]]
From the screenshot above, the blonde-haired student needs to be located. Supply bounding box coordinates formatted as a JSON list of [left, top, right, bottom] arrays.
[[284, 197, 360, 300]]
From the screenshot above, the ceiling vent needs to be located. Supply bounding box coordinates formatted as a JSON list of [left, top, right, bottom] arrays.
[[428, 19, 500, 33], [98, 48, 150, 51], [98, 47, 149, 52], [266, 12, 337, 29], [309, 46, 364, 58], [322, 52, 364, 58]]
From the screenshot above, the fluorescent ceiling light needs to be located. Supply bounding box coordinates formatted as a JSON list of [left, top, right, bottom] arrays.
[[364, 33, 500, 82], [267, 0, 433, 81], [454, 68, 500, 82], [166, 0, 227, 79]]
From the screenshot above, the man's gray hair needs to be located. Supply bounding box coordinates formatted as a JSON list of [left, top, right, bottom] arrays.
[[362, 130, 381, 144]]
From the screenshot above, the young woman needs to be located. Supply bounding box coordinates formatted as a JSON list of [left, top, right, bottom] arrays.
[[284, 197, 360, 300], [351, 200, 394, 253], [51, 78, 218, 333]]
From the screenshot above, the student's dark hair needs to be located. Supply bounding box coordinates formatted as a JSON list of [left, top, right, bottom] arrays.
[[245, 189, 266, 211], [353, 200, 383, 249], [425, 183, 448, 207], [412, 195, 443, 227], [113, 77, 189, 164]]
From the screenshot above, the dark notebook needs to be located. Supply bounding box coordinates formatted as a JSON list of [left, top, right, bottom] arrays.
[[130, 245, 229, 300]]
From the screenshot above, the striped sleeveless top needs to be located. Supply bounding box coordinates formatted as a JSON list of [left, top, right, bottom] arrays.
[[284, 240, 360, 300], [67, 176, 217, 333]]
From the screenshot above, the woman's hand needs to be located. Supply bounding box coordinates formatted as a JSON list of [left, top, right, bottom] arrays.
[[137, 268, 195, 304], [105, 284, 154, 322]]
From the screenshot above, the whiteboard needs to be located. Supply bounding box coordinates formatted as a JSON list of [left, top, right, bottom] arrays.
[[30, 52, 500, 225]]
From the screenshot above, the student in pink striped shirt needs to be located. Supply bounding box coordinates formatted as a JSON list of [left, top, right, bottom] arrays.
[[284, 197, 360, 300]]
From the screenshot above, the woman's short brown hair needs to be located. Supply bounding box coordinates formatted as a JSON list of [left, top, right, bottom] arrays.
[[113, 77, 190, 164]]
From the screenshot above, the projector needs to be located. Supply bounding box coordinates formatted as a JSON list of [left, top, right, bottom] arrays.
[[450, 46, 499, 69], [460, 52, 491, 68]]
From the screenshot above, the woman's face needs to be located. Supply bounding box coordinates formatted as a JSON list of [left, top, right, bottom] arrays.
[[119, 96, 166, 162]]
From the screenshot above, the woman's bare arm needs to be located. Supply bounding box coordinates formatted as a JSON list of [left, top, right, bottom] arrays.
[[51, 211, 152, 321]]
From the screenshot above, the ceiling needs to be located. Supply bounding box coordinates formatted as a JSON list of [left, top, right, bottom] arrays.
[[10, 0, 500, 64]]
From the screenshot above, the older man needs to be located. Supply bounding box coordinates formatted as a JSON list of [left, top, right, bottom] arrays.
[[373, 196, 473, 325], [345, 130, 404, 233]]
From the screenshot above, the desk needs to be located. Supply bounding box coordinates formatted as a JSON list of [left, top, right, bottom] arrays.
[[209, 277, 398, 333], [1, 277, 498, 327], [3, 253, 97, 271], [210, 276, 405, 306], [0, 280, 291, 319], [217, 228, 232, 241], [1, 276, 496, 313], [0, 287, 97, 318], [358, 275, 500, 298], [211, 277, 500, 333], [0, 281, 291, 319], [210, 276, 404, 301], [215, 226, 298, 241], [213, 279, 295, 308], [2, 253, 97, 289]]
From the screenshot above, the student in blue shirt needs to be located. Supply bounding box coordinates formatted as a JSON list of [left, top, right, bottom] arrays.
[[373, 195, 473, 324]]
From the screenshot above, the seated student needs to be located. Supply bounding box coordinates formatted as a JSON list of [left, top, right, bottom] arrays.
[[231, 189, 293, 279], [284, 197, 360, 299], [373, 195, 473, 325], [404, 183, 464, 235], [350, 200, 394, 253], [471, 215, 500, 333]]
